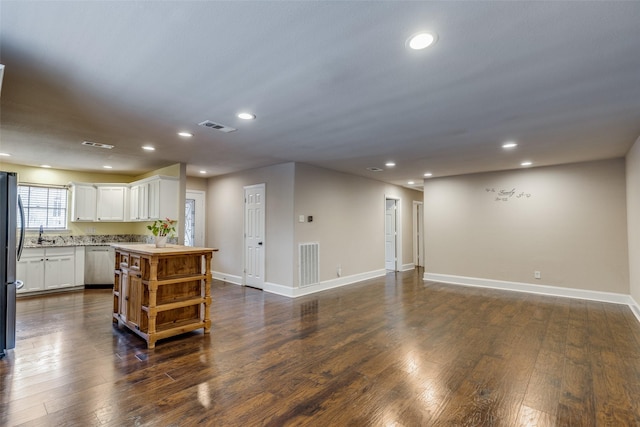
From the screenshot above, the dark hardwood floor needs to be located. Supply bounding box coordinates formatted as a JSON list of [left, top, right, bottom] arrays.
[[2, 269, 640, 426]]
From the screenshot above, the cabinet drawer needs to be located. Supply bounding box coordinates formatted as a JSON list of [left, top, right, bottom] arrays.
[[119, 253, 129, 268], [129, 254, 141, 271], [45, 247, 75, 257]]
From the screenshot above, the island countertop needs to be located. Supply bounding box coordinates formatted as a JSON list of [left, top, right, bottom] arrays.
[[110, 243, 218, 255]]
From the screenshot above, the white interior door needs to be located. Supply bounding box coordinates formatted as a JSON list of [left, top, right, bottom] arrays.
[[385, 198, 397, 271], [185, 190, 205, 247], [244, 184, 265, 289]]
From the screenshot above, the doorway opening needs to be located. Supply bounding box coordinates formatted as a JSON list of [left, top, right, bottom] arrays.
[[385, 197, 399, 271], [184, 190, 205, 247], [413, 201, 424, 268]]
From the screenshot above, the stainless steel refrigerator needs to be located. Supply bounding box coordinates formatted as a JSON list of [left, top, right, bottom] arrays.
[[1, 171, 25, 357]]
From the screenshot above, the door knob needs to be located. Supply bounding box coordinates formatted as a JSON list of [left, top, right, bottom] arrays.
[[258, 242, 263, 246]]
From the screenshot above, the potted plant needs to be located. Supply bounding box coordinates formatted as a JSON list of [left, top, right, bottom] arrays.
[[147, 218, 177, 248]]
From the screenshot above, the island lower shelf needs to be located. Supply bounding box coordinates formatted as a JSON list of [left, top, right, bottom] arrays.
[[111, 244, 216, 348]]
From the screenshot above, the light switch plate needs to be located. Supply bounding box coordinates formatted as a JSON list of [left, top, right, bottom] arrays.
[[299, 215, 305, 223]]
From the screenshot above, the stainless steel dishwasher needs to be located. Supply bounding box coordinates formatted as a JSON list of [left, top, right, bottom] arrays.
[[85, 246, 115, 287]]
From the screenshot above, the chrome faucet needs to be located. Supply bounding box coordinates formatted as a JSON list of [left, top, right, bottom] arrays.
[[37, 225, 54, 244]]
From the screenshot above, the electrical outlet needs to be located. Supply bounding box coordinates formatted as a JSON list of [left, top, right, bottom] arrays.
[[534, 271, 541, 279]]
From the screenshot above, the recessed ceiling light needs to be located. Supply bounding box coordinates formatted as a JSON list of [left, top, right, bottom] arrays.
[[178, 132, 193, 138], [423, 173, 433, 177], [407, 32, 437, 50], [41, 165, 51, 168], [199, 170, 207, 174], [0, 152, 10, 157], [103, 165, 113, 169], [521, 161, 533, 167], [502, 142, 518, 149], [408, 181, 415, 185], [385, 162, 396, 167], [142, 145, 155, 151], [237, 112, 256, 120]]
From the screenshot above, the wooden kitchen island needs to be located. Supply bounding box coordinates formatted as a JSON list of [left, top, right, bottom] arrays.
[[111, 243, 216, 348]]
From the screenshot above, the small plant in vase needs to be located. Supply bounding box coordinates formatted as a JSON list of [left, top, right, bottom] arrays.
[[147, 218, 177, 248]]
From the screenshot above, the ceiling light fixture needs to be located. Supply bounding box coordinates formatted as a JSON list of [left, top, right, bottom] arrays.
[[408, 181, 415, 185], [423, 173, 433, 177], [103, 165, 113, 169], [41, 165, 51, 168], [237, 112, 256, 120], [385, 162, 396, 167], [178, 132, 193, 138], [502, 142, 518, 149], [142, 145, 155, 151], [0, 153, 10, 157], [407, 32, 437, 50], [521, 161, 533, 167], [199, 170, 207, 174]]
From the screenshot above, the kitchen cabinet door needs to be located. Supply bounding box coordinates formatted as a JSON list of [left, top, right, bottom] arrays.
[[148, 177, 178, 220], [16, 251, 45, 293], [96, 186, 126, 221], [130, 184, 152, 221], [71, 184, 97, 221], [44, 255, 75, 290]]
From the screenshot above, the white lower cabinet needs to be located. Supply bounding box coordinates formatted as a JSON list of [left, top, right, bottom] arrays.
[[17, 247, 79, 294]]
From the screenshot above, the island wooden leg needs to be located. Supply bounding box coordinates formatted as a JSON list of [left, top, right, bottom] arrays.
[[203, 253, 212, 333], [147, 258, 159, 348]]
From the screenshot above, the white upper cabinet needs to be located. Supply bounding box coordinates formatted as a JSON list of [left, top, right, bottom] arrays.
[[129, 176, 178, 221], [96, 185, 127, 221], [70, 183, 97, 221]]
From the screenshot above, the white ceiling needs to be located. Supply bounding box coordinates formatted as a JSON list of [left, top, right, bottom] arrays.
[[1, 1, 639, 188]]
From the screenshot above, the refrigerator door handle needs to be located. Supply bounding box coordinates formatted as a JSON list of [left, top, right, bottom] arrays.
[[14, 280, 24, 290], [17, 194, 25, 261]]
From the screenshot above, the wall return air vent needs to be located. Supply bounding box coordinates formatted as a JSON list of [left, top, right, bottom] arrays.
[[82, 141, 114, 149], [198, 120, 237, 133]]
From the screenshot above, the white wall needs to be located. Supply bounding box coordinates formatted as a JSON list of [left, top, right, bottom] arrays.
[[627, 137, 640, 303], [423, 159, 629, 294], [207, 162, 295, 287]]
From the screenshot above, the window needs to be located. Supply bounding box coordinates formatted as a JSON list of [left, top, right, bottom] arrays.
[[18, 185, 68, 229]]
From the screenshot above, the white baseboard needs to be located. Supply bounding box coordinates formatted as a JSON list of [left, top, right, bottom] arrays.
[[211, 271, 243, 286], [401, 263, 415, 272], [630, 296, 640, 324], [265, 269, 387, 298], [424, 273, 640, 323]]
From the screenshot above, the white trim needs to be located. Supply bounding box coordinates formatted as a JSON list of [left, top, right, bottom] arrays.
[[401, 263, 415, 272], [265, 269, 387, 298], [630, 296, 640, 323], [212, 271, 243, 286], [424, 272, 637, 308]]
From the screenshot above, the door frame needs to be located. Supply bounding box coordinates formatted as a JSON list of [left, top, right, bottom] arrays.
[[243, 183, 266, 289], [185, 190, 205, 247], [384, 195, 402, 271], [413, 201, 424, 268]]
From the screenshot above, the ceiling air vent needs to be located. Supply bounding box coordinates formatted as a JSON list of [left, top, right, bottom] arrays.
[[367, 167, 383, 172], [198, 120, 237, 133], [82, 141, 114, 149]]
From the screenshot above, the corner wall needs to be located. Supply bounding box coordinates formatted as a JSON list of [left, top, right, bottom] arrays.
[[423, 159, 629, 294], [206, 162, 295, 288], [294, 163, 423, 289], [627, 137, 640, 304]]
